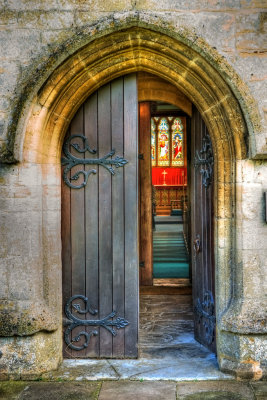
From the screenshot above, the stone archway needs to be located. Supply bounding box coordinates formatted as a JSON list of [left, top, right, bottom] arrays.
[[21, 28, 247, 165], [2, 25, 263, 379], [21, 25, 247, 315]]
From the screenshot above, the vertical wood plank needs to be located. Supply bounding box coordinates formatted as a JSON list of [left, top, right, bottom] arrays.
[[98, 83, 113, 358], [62, 75, 139, 359], [139, 102, 153, 286], [111, 78, 125, 357], [84, 93, 99, 357], [199, 111, 205, 346], [191, 106, 215, 353], [61, 129, 72, 359], [191, 108, 197, 341], [124, 74, 138, 358], [70, 105, 86, 358]]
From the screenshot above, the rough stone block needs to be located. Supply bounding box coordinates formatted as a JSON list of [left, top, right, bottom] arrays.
[[0, 61, 20, 94], [251, 382, 267, 400], [0, 210, 42, 256], [0, 9, 17, 26], [0, 261, 8, 300], [0, 331, 62, 379], [17, 11, 75, 30], [236, 12, 267, 56], [241, 224, 267, 250], [74, 11, 110, 27], [7, 260, 42, 300], [0, 381, 28, 398], [176, 380, 255, 399], [18, 163, 42, 187], [0, 96, 10, 112], [42, 186, 61, 211], [5, 0, 59, 11], [40, 29, 73, 48], [134, 0, 243, 11], [17, 382, 101, 400], [241, 183, 263, 221], [0, 29, 41, 59], [41, 163, 61, 186], [99, 381, 176, 400]]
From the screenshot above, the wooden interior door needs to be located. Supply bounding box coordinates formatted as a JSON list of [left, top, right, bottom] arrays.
[[190, 105, 216, 353], [139, 102, 153, 286], [61, 74, 139, 359]]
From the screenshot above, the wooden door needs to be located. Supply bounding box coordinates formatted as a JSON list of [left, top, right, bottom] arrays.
[[61, 75, 139, 359], [190, 105, 216, 353], [139, 102, 153, 286]]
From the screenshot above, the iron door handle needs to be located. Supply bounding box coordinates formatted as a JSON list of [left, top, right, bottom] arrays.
[[193, 235, 201, 254]]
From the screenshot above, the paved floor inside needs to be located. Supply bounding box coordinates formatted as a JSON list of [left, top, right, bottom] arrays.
[[42, 294, 231, 381]]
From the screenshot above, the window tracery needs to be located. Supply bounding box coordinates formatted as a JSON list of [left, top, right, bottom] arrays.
[[151, 116, 185, 167]]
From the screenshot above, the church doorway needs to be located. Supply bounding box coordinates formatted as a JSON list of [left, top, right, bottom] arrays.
[[61, 72, 216, 360], [139, 100, 190, 287]]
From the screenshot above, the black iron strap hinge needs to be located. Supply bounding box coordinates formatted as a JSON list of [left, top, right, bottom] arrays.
[[61, 134, 128, 189], [194, 133, 213, 188], [64, 295, 129, 351]]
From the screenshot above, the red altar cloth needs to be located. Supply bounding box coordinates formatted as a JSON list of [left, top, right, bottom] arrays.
[[152, 167, 187, 186]]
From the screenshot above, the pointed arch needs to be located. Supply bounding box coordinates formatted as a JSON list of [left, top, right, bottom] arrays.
[[5, 25, 259, 376], [20, 28, 247, 165]]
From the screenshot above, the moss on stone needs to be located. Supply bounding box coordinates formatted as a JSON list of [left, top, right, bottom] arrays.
[[0, 381, 27, 399], [183, 393, 246, 400]]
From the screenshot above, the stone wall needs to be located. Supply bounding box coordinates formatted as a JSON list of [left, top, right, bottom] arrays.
[[0, 0, 266, 380], [0, 0, 266, 160]]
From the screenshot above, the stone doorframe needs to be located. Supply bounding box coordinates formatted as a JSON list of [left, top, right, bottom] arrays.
[[1, 18, 266, 380]]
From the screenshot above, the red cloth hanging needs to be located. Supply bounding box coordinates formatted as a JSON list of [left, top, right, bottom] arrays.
[[152, 167, 187, 186]]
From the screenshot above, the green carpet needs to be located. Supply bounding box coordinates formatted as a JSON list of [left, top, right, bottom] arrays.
[[153, 222, 189, 279]]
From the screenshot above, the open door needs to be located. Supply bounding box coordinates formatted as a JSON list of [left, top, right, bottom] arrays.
[[191, 105, 216, 353], [61, 75, 139, 358]]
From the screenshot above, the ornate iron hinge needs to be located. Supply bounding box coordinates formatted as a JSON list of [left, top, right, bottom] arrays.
[[64, 295, 129, 351], [194, 290, 216, 345], [194, 133, 213, 188], [61, 134, 128, 189]]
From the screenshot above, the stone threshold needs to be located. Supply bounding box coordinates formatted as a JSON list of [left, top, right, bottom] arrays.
[[42, 357, 233, 382]]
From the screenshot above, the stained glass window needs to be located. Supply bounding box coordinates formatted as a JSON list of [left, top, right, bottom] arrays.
[[158, 118, 170, 166], [151, 118, 156, 166], [151, 115, 185, 168], [171, 117, 184, 166]]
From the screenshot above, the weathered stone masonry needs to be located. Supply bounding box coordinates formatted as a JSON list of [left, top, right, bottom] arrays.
[[0, 1, 266, 380]]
